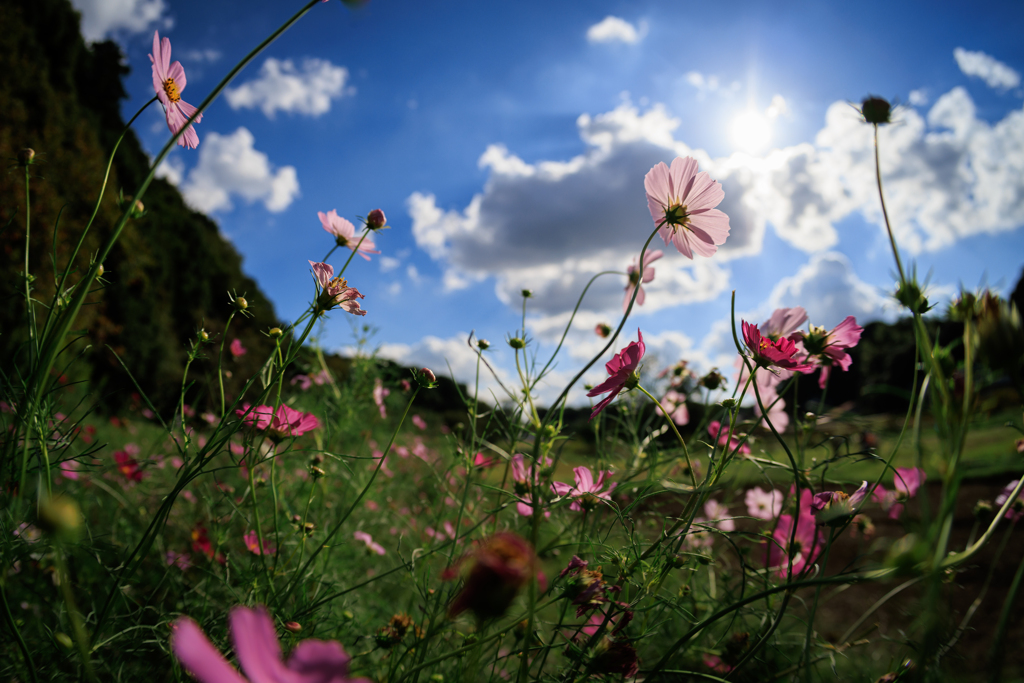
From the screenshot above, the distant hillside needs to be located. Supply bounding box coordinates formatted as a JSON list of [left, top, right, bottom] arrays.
[[0, 0, 280, 410]]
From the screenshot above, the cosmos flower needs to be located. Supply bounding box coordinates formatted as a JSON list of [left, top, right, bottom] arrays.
[[150, 31, 202, 149], [707, 421, 750, 455], [551, 466, 616, 512], [114, 450, 145, 483], [309, 261, 366, 316], [442, 532, 543, 620], [373, 379, 389, 418], [644, 156, 730, 259], [242, 530, 276, 556], [741, 321, 813, 373], [761, 307, 808, 341], [623, 249, 663, 312], [655, 389, 689, 426], [793, 316, 864, 388], [318, 210, 380, 260], [229, 338, 247, 358], [354, 531, 386, 556], [510, 454, 552, 517], [171, 605, 369, 683], [587, 329, 644, 420], [745, 486, 782, 520], [810, 481, 869, 526], [236, 404, 320, 440], [766, 490, 823, 577]]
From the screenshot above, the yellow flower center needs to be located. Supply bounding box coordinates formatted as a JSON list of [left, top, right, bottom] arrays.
[[163, 78, 181, 103], [664, 202, 691, 230]]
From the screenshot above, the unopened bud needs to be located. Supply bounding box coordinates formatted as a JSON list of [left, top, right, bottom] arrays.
[[96, 263, 105, 278], [18, 148, 35, 166], [508, 337, 526, 350], [55, 632, 74, 649], [477, 339, 490, 350], [719, 398, 738, 409], [234, 296, 249, 311], [366, 208, 387, 230], [129, 199, 145, 219], [521, 289, 533, 298], [415, 367, 437, 389], [860, 96, 892, 125], [284, 621, 302, 633], [269, 327, 283, 338], [199, 329, 210, 342], [310, 465, 326, 479], [595, 323, 612, 338]]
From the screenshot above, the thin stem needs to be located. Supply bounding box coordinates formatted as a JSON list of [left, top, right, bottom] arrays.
[[636, 384, 696, 489], [874, 124, 906, 283], [217, 311, 238, 417]]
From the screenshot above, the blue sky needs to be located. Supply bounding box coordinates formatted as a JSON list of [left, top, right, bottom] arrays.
[[74, 0, 1024, 403]]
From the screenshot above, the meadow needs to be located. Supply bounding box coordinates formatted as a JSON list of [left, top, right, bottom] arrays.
[[3, 2, 1024, 682]]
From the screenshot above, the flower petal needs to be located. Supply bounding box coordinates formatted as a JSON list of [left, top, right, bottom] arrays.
[[231, 606, 289, 683], [171, 617, 249, 683]]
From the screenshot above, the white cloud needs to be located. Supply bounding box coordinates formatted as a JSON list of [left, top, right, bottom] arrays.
[[179, 128, 299, 214], [225, 58, 351, 118], [155, 156, 184, 186], [683, 71, 741, 100], [953, 48, 1021, 90], [908, 89, 929, 106], [379, 256, 401, 273], [586, 16, 646, 44], [180, 48, 222, 63], [406, 265, 422, 283], [71, 0, 169, 42]]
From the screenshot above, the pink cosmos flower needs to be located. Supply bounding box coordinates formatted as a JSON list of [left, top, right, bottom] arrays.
[[150, 31, 202, 149], [893, 466, 925, 497], [623, 249, 663, 312], [59, 459, 81, 481], [762, 307, 808, 341], [318, 210, 380, 260], [996, 480, 1024, 521], [243, 530, 276, 556], [309, 261, 366, 316], [793, 316, 864, 388], [752, 366, 790, 432], [166, 550, 192, 571], [686, 499, 736, 548], [171, 605, 369, 683], [745, 486, 782, 520], [587, 329, 644, 420], [511, 454, 552, 517], [114, 450, 145, 482], [373, 379, 389, 418], [551, 466, 616, 512], [473, 453, 498, 468], [741, 321, 813, 373], [707, 421, 750, 455], [810, 481, 869, 525], [644, 156, 730, 260], [655, 389, 689, 426], [229, 338, 247, 358], [412, 414, 427, 430], [354, 530, 385, 555], [236, 404, 320, 440], [766, 490, 824, 577]]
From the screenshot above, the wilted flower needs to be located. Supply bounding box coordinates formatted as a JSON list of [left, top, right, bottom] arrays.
[[645, 156, 730, 260], [442, 532, 543, 620], [171, 606, 369, 683], [309, 261, 366, 316], [150, 31, 202, 148], [551, 466, 616, 512], [319, 210, 380, 260], [623, 249, 663, 312], [587, 329, 644, 420]]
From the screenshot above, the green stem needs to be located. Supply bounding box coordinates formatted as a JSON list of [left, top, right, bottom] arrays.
[[1, 579, 38, 683], [800, 528, 835, 681], [217, 311, 238, 417], [874, 124, 906, 283], [636, 384, 696, 489]]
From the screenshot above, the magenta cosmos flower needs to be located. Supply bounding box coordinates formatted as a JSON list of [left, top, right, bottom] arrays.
[[171, 605, 369, 683], [551, 466, 616, 511], [353, 531, 385, 556], [793, 316, 864, 388], [623, 249, 663, 312], [318, 210, 380, 260], [873, 467, 926, 519], [587, 329, 644, 420], [510, 454, 552, 517], [741, 321, 813, 373], [309, 261, 366, 316], [645, 157, 730, 260], [243, 530, 276, 556], [236, 404, 320, 440], [150, 31, 202, 149], [766, 490, 824, 577], [707, 421, 750, 455]]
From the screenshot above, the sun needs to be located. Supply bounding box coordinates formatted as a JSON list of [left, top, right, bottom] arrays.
[[731, 110, 772, 152]]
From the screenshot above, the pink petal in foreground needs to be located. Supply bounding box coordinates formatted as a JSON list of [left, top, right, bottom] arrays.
[[231, 606, 289, 683], [171, 617, 248, 683]]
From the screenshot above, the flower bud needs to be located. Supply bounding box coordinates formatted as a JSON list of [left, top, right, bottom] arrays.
[[234, 296, 248, 311], [18, 148, 35, 166], [96, 264, 105, 278], [895, 280, 929, 314], [595, 323, 612, 338], [284, 621, 302, 633], [860, 96, 892, 125], [415, 367, 437, 389], [476, 339, 490, 350], [130, 199, 145, 219], [719, 398, 738, 409], [508, 337, 526, 350], [521, 289, 533, 298], [198, 329, 209, 342], [699, 369, 725, 390], [310, 465, 326, 479], [268, 327, 283, 338], [366, 208, 387, 230]]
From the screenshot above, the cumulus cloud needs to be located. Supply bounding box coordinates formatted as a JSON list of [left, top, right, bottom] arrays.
[[179, 128, 299, 214], [953, 48, 1021, 90], [71, 0, 169, 42], [180, 48, 222, 63], [155, 156, 184, 186], [586, 16, 646, 44], [225, 58, 351, 118], [766, 252, 893, 328]]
